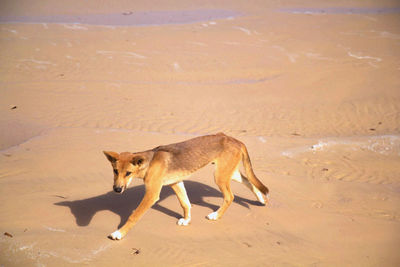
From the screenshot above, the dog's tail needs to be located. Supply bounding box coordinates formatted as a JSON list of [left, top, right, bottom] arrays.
[[240, 143, 269, 195]]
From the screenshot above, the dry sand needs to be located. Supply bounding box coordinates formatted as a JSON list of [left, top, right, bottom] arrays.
[[1, 0, 400, 266]]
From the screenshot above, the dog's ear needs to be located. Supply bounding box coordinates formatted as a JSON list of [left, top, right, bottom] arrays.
[[103, 151, 119, 163], [131, 156, 144, 166]]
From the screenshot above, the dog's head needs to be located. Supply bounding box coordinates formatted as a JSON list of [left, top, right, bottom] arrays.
[[103, 151, 145, 194]]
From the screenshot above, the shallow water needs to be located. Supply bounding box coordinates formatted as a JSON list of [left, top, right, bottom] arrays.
[[0, 9, 240, 26], [281, 135, 400, 158], [278, 7, 400, 15]]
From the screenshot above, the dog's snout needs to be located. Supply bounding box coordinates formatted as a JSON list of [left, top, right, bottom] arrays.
[[113, 186, 123, 193]]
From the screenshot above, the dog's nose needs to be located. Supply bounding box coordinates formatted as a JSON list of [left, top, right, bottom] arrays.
[[114, 187, 123, 193]]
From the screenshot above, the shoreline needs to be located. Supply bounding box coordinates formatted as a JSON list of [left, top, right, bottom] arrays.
[[0, 9, 241, 26]]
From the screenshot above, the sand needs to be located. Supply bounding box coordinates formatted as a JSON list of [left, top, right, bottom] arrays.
[[0, 0, 400, 266]]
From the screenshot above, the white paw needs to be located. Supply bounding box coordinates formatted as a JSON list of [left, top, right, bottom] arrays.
[[177, 218, 191, 226], [206, 211, 219, 220], [109, 230, 122, 240]]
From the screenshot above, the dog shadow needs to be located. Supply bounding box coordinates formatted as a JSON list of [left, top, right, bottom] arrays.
[[55, 181, 262, 228]]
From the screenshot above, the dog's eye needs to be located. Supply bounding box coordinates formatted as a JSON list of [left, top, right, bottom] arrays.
[[113, 169, 118, 175], [125, 171, 132, 177]]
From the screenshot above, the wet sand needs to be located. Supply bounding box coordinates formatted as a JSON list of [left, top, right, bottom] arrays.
[[1, 0, 400, 266]]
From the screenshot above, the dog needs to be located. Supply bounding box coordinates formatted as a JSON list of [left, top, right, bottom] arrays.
[[103, 133, 269, 240]]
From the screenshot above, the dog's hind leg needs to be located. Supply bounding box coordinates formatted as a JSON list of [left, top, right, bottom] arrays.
[[207, 159, 237, 220], [170, 181, 192, 226]]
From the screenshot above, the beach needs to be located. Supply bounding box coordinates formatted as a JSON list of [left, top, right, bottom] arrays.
[[1, 0, 400, 266]]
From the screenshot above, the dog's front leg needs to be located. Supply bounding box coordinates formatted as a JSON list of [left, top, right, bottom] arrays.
[[109, 155, 166, 240], [170, 181, 192, 226], [109, 194, 158, 239], [109, 185, 162, 240]]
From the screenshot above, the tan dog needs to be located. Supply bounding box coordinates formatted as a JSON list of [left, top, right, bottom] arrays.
[[103, 133, 269, 240]]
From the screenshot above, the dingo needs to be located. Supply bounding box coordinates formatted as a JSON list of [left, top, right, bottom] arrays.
[[103, 133, 268, 240]]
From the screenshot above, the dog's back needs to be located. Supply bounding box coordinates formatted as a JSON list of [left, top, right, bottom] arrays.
[[154, 133, 235, 173]]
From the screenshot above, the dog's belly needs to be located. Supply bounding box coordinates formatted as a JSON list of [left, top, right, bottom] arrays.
[[162, 172, 192, 186]]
